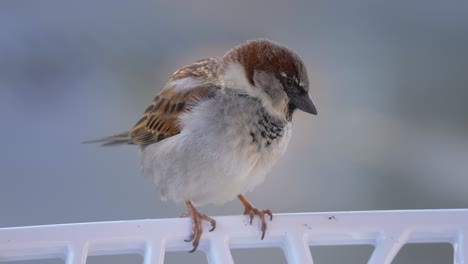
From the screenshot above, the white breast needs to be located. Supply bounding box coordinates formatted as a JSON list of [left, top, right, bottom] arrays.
[[140, 94, 292, 206]]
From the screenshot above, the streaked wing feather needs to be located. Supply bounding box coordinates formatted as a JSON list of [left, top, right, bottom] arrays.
[[129, 82, 218, 145]]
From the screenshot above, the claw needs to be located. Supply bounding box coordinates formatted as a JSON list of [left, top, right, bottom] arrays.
[[208, 218, 216, 232], [184, 201, 216, 252], [261, 220, 267, 240], [184, 233, 195, 242], [199, 213, 216, 232], [249, 211, 255, 224], [265, 209, 273, 221], [237, 194, 273, 240]]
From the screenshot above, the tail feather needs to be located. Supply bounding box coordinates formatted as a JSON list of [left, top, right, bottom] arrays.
[[82, 131, 132, 146]]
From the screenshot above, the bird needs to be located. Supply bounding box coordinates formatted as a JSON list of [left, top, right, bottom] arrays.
[[84, 39, 317, 252]]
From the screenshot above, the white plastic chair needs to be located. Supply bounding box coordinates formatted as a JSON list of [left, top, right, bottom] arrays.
[[0, 209, 467, 264]]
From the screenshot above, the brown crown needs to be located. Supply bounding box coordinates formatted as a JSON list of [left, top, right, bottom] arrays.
[[223, 39, 303, 85]]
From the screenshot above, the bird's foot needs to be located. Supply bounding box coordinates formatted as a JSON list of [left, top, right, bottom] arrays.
[[237, 194, 273, 240], [184, 201, 216, 253]]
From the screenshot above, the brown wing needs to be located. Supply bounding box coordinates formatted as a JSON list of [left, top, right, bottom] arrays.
[[82, 58, 222, 147], [129, 82, 218, 145]]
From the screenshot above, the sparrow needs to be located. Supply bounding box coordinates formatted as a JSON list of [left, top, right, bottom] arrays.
[[84, 39, 317, 252]]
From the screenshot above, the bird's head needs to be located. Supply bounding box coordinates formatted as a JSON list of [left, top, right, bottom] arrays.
[[223, 39, 317, 121]]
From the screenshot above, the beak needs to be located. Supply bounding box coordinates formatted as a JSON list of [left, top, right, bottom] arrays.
[[290, 92, 318, 115]]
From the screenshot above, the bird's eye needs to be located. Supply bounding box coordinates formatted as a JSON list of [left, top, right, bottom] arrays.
[[285, 78, 294, 87]]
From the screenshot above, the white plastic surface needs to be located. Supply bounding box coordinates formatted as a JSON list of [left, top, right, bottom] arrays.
[[0, 209, 467, 264]]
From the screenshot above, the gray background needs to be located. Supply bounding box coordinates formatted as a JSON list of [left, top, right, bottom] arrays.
[[1, 0, 467, 263]]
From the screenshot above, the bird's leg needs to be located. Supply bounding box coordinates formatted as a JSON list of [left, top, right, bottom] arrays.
[[183, 201, 216, 252], [237, 194, 273, 240]]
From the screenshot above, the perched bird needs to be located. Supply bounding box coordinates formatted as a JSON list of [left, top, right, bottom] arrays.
[[84, 39, 317, 252]]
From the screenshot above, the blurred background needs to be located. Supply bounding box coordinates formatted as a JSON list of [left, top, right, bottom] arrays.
[[1, 0, 467, 263]]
